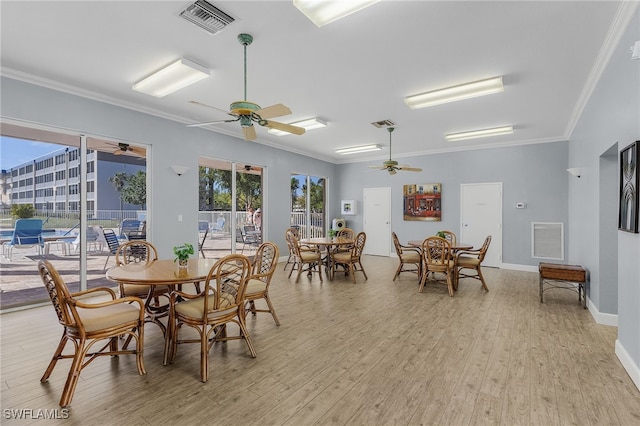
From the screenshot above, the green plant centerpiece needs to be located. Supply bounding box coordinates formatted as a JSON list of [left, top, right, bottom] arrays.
[[436, 231, 447, 238], [327, 229, 337, 238], [173, 243, 194, 268]]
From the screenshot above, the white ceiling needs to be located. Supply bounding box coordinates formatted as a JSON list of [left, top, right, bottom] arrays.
[[0, 1, 628, 164]]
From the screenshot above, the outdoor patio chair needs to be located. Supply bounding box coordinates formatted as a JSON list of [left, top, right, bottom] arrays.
[[2, 218, 44, 260], [101, 228, 121, 270]]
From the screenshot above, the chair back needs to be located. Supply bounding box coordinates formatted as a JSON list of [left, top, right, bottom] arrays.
[[10, 218, 44, 246], [337, 228, 355, 240], [422, 236, 451, 265], [352, 232, 366, 257], [120, 219, 141, 239], [202, 254, 252, 312], [286, 229, 303, 257], [251, 242, 279, 284], [440, 231, 457, 246], [102, 228, 120, 254], [38, 260, 76, 328], [212, 217, 225, 231], [477, 236, 492, 261], [391, 232, 403, 255], [115, 240, 158, 265]]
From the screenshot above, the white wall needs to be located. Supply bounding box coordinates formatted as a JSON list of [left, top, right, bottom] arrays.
[[335, 141, 570, 268], [568, 5, 640, 388]]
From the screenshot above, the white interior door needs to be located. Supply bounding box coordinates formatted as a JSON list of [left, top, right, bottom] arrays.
[[460, 183, 502, 267], [363, 187, 391, 256]]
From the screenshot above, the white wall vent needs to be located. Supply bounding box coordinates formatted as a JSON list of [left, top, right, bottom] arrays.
[[532, 222, 564, 260], [180, 1, 235, 36]]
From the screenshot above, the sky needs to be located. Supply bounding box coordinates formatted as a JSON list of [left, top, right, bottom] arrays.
[[1, 136, 62, 170]]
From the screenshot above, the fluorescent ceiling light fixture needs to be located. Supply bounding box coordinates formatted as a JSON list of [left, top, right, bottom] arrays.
[[133, 58, 210, 98], [335, 144, 382, 155], [404, 76, 504, 109], [268, 117, 327, 136], [293, 0, 380, 27], [445, 126, 513, 142]]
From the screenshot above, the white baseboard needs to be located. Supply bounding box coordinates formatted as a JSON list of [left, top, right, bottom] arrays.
[[500, 263, 538, 272], [586, 296, 618, 326], [615, 339, 640, 392]]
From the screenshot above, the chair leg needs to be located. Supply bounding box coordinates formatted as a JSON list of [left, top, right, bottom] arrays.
[[264, 295, 280, 326], [237, 317, 257, 358], [477, 267, 489, 291], [446, 271, 454, 297], [41, 331, 68, 382], [200, 327, 209, 383], [418, 267, 428, 293], [350, 263, 356, 284], [359, 261, 368, 280], [59, 340, 86, 407], [393, 262, 403, 280]]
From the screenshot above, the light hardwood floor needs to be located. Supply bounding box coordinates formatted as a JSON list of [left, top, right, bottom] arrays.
[[1, 255, 639, 425]]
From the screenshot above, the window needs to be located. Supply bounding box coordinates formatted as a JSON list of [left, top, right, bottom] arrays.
[[290, 174, 326, 238]]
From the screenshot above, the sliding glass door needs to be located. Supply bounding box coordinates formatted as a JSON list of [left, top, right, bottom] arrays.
[[198, 157, 263, 258], [0, 123, 148, 310]]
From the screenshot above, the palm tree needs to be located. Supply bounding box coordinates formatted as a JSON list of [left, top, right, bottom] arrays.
[[109, 172, 128, 212]]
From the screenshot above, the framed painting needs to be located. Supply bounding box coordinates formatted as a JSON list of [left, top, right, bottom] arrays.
[[403, 183, 441, 221], [341, 200, 355, 215], [619, 141, 639, 233]]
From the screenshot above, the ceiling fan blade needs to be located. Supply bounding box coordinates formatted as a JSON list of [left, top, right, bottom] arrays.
[[187, 117, 240, 127], [113, 149, 123, 155], [255, 104, 291, 119], [398, 166, 422, 172], [129, 146, 147, 157], [264, 120, 305, 135], [188, 100, 233, 115], [243, 125, 257, 141]]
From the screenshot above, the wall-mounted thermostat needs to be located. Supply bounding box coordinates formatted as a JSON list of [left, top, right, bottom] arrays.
[[516, 202, 526, 209]]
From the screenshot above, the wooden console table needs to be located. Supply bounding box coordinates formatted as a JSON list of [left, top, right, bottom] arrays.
[[539, 262, 587, 308]]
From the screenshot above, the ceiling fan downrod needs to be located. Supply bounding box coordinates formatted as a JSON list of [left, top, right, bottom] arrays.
[[238, 33, 253, 102]]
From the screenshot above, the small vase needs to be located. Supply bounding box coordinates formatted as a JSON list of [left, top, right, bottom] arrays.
[[178, 258, 188, 270]]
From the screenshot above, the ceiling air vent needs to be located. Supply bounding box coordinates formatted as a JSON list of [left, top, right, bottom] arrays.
[[180, 1, 235, 36], [371, 119, 396, 128]]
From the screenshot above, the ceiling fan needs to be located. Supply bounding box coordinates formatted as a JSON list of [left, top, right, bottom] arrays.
[[112, 142, 146, 157], [187, 33, 305, 141], [368, 127, 422, 175]]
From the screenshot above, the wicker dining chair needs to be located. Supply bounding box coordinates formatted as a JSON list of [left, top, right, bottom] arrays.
[[286, 229, 323, 283], [391, 232, 422, 281], [419, 236, 455, 296], [244, 241, 280, 325], [455, 235, 492, 292], [115, 240, 170, 335], [38, 260, 146, 407], [167, 254, 255, 383], [330, 231, 367, 283]]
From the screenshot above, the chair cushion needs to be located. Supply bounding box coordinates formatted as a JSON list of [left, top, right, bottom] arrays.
[[245, 278, 267, 296], [401, 251, 421, 263], [76, 303, 141, 332], [300, 251, 321, 262], [332, 252, 353, 263], [457, 256, 480, 267], [121, 284, 169, 297], [174, 292, 237, 319]]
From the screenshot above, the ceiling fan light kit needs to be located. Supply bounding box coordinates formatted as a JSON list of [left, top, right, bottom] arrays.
[[132, 58, 210, 98], [445, 125, 514, 142], [335, 144, 382, 155], [404, 76, 504, 109], [293, 0, 380, 27]]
